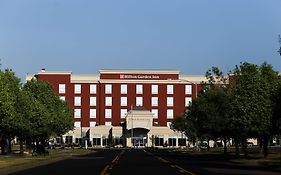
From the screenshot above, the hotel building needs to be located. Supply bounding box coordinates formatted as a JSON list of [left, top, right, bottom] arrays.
[[27, 69, 206, 147]]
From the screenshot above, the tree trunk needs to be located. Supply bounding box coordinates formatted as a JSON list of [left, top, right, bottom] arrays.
[[259, 137, 263, 154], [234, 136, 240, 156], [19, 138, 24, 154], [242, 138, 248, 157], [207, 139, 210, 152], [262, 136, 269, 157], [1, 136, 6, 155], [223, 137, 227, 154], [8, 138, 12, 153]]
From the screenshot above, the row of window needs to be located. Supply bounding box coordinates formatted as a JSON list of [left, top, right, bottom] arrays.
[[59, 84, 193, 95], [74, 108, 174, 119], [73, 121, 172, 128], [70, 96, 192, 107]]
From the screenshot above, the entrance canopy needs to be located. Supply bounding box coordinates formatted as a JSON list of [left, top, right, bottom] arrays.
[[126, 108, 153, 130]]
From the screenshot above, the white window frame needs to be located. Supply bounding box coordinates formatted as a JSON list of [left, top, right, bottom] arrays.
[[121, 84, 127, 94], [136, 97, 143, 106], [105, 109, 112, 118], [59, 84, 65, 94], [185, 97, 192, 106], [105, 84, 112, 94], [90, 97, 96, 106], [136, 84, 143, 94], [60, 96, 65, 101], [120, 109, 127, 119], [74, 109, 81, 118], [105, 97, 112, 106], [167, 97, 173, 107], [167, 109, 173, 119], [185, 85, 192, 95], [167, 85, 174, 94], [90, 84, 97, 94], [151, 85, 158, 94], [151, 97, 158, 107], [74, 121, 81, 127], [151, 109, 158, 119], [90, 121, 96, 127], [90, 109, 96, 118], [121, 97, 127, 106], [75, 84, 81, 94], [74, 96, 81, 106], [105, 122, 112, 126]]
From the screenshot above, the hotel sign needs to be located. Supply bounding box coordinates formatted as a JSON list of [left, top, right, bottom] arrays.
[[120, 74, 160, 79]]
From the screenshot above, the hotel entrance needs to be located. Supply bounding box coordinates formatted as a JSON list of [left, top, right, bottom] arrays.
[[132, 136, 147, 147]]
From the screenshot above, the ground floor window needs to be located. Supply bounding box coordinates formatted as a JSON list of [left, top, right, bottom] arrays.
[[65, 136, 73, 144], [93, 138, 101, 146], [168, 138, 177, 146], [102, 137, 109, 146], [154, 136, 164, 146], [178, 138, 186, 146]]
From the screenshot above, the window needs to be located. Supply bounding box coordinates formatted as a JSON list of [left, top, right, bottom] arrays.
[[136, 84, 143, 94], [74, 97, 81, 106], [90, 121, 96, 127], [136, 97, 143, 106], [105, 109, 112, 118], [167, 122, 172, 128], [59, 84, 65, 94], [120, 109, 127, 118], [60, 96, 65, 101], [151, 109, 158, 119], [151, 85, 158, 94], [105, 84, 112, 94], [167, 109, 173, 119], [121, 97, 127, 106], [75, 84, 81, 94], [151, 97, 158, 107], [167, 85, 174, 94], [185, 85, 192, 95], [105, 97, 112, 106], [74, 121, 81, 127], [90, 97, 96, 106], [121, 84, 127, 94], [90, 84, 97, 94], [90, 109, 96, 118], [185, 97, 192, 106], [105, 122, 112, 126], [167, 97, 173, 106], [74, 109, 81, 118]]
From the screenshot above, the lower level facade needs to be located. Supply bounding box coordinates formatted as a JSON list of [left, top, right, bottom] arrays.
[[62, 109, 187, 148]]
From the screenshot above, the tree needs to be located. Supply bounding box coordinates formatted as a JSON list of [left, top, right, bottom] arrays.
[[0, 69, 21, 154], [229, 62, 280, 157], [23, 79, 73, 153]]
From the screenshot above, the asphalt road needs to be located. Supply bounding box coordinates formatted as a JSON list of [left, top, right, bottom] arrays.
[[5, 148, 281, 175]]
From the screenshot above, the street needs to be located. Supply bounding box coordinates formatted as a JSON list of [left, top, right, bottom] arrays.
[[6, 148, 281, 175]]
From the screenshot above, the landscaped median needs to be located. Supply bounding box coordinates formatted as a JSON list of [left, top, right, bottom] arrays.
[[0, 148, 94, 170]]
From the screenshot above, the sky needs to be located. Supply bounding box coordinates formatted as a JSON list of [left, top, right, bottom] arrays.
[[0, 0, 281, 81]]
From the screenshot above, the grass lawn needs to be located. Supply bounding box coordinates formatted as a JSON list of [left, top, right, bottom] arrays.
[[171, 146, 281, 168], [0, 148, 94, 170]]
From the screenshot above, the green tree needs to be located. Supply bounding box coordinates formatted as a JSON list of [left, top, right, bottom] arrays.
[[0, 69, 21, 154], [23, 79, 73, 153], [230, 62, 279, 157]]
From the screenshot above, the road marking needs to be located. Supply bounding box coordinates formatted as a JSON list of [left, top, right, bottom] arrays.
[[99, 165, 109, 175], [99, 150, 125, 175], [145, 150, 196, 175]]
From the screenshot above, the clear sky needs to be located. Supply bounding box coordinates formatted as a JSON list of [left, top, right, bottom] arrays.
[[0, 0, 281, 81]]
